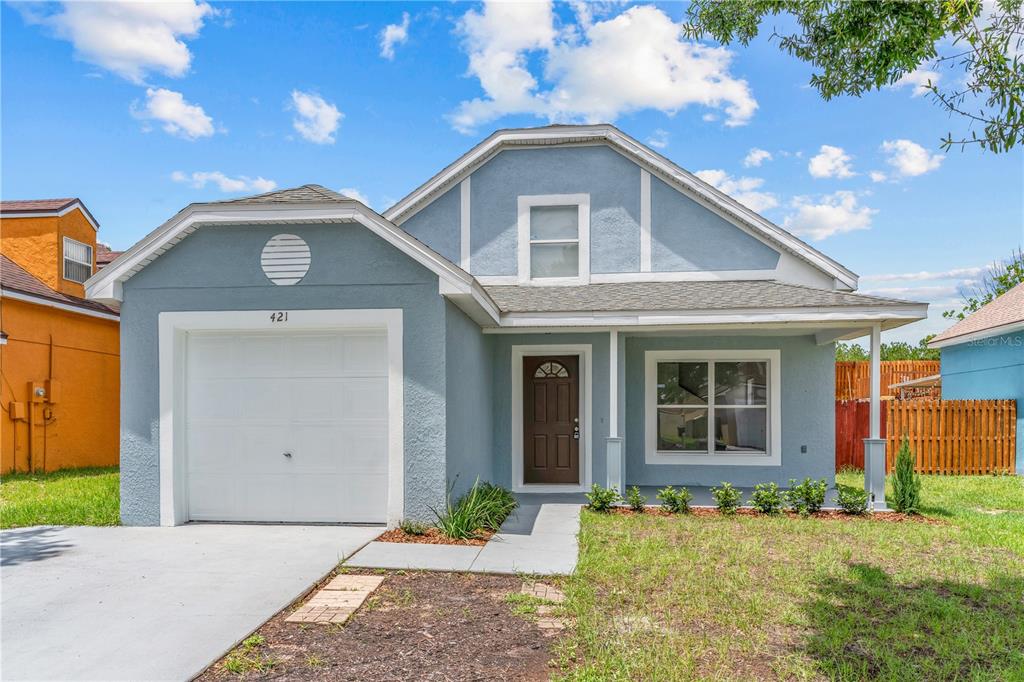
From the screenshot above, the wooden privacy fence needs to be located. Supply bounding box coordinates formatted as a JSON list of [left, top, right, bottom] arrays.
[[835, 361, 941, 400], [835, 399, 1017, 474]]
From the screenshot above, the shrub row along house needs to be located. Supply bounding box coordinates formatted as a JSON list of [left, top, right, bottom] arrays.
[[86, 125, 927, 526]]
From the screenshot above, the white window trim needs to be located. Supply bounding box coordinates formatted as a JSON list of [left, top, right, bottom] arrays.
[[63, 236, 93, 284], [644, 349, 781, 466], [517, 193, 590, 285], [158, 309, 404, 527], [511, 344, 593, 492]]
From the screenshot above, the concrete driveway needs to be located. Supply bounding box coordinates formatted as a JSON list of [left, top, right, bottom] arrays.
[[1, 524, 379, 681]]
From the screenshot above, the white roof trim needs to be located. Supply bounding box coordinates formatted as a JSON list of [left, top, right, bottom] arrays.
[[383, 125, 858, 291], [1, 288, 119, 321], [83, 202, 500, 325], [928, 319, 1024, 348], [1, 200, 99, 231]]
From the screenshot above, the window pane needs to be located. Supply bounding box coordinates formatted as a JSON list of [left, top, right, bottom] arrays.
[[657, 362, 708, 406], [716, 361, 767, 405], [64, 239, 91, 264], [64, 259, 91, 283], [530, 205, 578, 241], [530, 243, 579, 278], [714, 408, 767, 452], [657, 408, 708, 451]]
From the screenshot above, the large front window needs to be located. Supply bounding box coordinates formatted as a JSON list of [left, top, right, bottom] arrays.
[[646, 350, 780, 464]]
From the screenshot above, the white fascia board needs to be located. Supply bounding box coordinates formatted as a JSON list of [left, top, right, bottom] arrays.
[[85, 202, 484, 309], [382, 124, 858, 290], [1, 288, 119, 321], [928, 319, 1024, 348], [1, 201, 100, 230]]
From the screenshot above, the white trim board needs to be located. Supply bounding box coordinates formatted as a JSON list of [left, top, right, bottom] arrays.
[[157, 308, 405, 527], [510, 344, 593, 493], [1, 289, 119, 321], [928, 319, 1024, 348], [644, 349, 782, 466]]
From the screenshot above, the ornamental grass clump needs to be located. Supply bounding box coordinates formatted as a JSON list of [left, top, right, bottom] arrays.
[[432, 479, 518, 539], [625, 486, 647, 512], [890, 436, 922, 514], [585, 484, 620, 512], [711, 482, 742, 515], [656, 485, 693, 513], [749, 482, 784, 515]]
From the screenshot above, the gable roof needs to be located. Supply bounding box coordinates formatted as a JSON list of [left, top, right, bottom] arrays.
[[382, 124, 858, 290], [929, 283, 1024, 347], [1, 254, 118, 319], [0, 197, 100, 230]]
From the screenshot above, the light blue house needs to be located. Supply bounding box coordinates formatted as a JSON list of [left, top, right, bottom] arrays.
[[87, 125, 927, 526], [930, 282, 1024, 474]]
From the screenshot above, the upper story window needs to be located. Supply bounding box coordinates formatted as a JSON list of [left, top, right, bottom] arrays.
[[517, 194, 590, 284], [63, 237, 93, 284]]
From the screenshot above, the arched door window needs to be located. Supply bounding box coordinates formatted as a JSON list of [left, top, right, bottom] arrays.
[[534, 361, 570, 379]]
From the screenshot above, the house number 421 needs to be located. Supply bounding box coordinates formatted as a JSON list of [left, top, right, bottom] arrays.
[[270, 311, 289, 322]]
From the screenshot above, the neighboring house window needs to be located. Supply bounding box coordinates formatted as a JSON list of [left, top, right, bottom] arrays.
[[644, 350, 782, 465], [63, 237, 93, 284], [517, 194, 590, 284]]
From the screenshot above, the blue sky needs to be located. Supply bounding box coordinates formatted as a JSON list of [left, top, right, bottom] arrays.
[[3, 1, 1022, 343]]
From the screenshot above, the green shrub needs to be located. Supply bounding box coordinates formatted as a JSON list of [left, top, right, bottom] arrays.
[[585, 483, 620, 512], [625, 486, 647, 512], [656, 485, 693, 513], [890, 437, 922, 514], [432, 479, 518, 539], [835, 484, 869, 514], [749, 482, 784, 514], [711, 482, 742, 515], [399, 519, 430, 535], [785, 477, 829, 516]]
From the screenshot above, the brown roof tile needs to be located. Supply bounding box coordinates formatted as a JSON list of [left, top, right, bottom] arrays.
[[931, 282, 1024, 344], [0, 254, 118, 317]]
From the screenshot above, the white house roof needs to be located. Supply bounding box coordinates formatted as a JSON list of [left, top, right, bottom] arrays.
[[930, 282, 1024, 347], [383, 124, 859, 290]]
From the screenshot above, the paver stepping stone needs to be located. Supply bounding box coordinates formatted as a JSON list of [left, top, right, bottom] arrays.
[[285, 574, 385, 624], [521, 582, 565, 603]]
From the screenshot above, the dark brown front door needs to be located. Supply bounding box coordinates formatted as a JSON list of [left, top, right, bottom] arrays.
[[523, 355, 580, 484]]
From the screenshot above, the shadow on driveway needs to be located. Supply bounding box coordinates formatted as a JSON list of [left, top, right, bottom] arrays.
[[1, 526, 74, 567]]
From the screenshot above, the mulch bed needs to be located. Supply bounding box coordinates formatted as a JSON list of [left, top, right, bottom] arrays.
[[376, 527, 494, 546], [199, 571, 553, 682], [607, 506, 944, 524]]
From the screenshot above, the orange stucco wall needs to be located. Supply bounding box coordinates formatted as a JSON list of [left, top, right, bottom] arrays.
[[0, 298, 119, 472], [1, 208, 97, 297]]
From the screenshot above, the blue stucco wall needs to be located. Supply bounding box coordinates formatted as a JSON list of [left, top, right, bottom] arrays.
[[444, 300, 494, 500], [400, 184, 460, 265], [119, 222, 450, 525], [940, 331, 1024, 473], [623, 335, 834, 487], [650, 176, 780, 272], [469, 146, 642, 276], [489, 332, 612, 488]]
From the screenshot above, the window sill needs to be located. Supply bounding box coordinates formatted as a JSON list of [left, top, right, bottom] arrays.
[[645, 451, 781, 466]]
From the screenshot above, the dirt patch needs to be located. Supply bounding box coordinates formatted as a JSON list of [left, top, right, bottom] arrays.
[[199, 571, 553, 682], [603, 506, 943, 524], [375, 527, 494, 546]]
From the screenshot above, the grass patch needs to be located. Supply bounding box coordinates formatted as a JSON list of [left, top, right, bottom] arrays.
[[0, 467, 119, 528], [555, 474, 1024, 681]]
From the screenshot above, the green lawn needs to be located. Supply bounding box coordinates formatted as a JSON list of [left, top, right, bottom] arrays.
[[555, 474, 1024, 681], [0, 467, 119, 528]]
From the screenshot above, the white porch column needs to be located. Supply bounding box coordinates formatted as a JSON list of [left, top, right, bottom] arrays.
[[606, 330, 624, 490], [864, 323, 888, 510]]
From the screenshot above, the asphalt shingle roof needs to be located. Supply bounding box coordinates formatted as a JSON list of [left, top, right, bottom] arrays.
[[212, 184, 353, 205], [930, 282, 1024, 344], [483, 280, 920, 314], [1, 254, 118, 316]]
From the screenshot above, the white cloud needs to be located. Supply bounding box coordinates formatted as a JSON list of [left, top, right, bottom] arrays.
[[23, 1, 215, 83], [861, 284, 960, 299], [782, 191, 876, 240], [891, 68, 940, 97], [133, 88, 214, 140], [861, 267, 984, 282], [695, 169, 778, 213], [379, 12, 410, 60], [449, 3, 757, 133], [880, 139, 944, 177], [743, 148, 772, 168], [289, 90, 342, 144], [869, 170, 888, 183], [171, 171, 276, 193], [647, 129, 670, 149], [808, 145, 855, 179], [338, 187, 371, 206]]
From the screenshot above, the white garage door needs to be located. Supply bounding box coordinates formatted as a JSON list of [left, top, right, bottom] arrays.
[[185, 329, 388, 523]]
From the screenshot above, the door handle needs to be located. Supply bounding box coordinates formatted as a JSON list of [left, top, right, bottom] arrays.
[[282, 451, 293, 458], [573, 426, 580, 440]]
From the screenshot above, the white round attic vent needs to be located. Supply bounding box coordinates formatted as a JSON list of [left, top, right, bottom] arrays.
[[261, 234, 311, 285]]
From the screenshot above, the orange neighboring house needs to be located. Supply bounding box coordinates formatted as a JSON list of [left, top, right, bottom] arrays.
[[0, 198, 121, 473]]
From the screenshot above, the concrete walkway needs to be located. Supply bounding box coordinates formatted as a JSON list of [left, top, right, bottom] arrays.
[[1, 524, 379, 682], [345, 503, 580, 575]]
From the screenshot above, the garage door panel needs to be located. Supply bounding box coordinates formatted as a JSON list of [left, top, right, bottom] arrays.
[[188, 336, 238, 378], [342, 334, 388, 375], [188, 473, 235, 519], [337, 474, 388, 521], [289, 379, 344, 422], [235, 378, 291, 422], [236, 335, 290, 377], [338, 378, 388, 420], [187, 380, 240, 420], [187, 425, 238, 473], [339, 430, 388, 472], [288, 335, 344, 377]]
